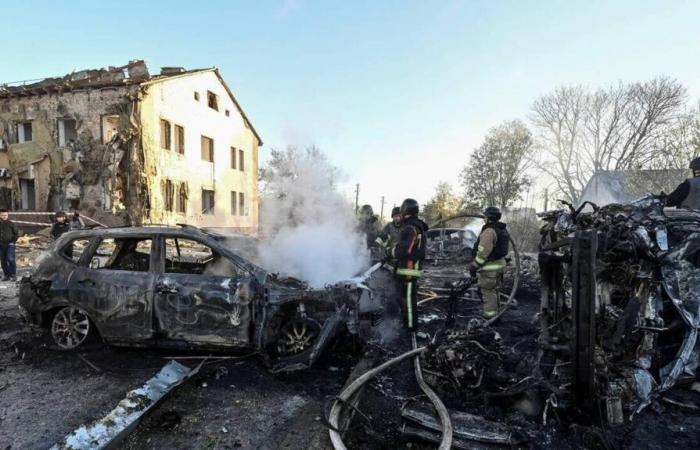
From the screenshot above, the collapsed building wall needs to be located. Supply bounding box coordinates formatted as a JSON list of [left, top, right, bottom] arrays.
[[0, 61, 263, 232], [0, 82, 145, 225]]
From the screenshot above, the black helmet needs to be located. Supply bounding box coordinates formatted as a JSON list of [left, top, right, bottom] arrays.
[[400, 198, 419, 217], [391, 206, 401, 217], [483, 206, 501, 221], [359, 204, 374, 216], [690, 157, 700, 173]]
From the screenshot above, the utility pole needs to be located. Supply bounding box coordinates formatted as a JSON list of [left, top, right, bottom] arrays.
[[379, 196, 386, 221], [543, 188, 549, 212], [354, 184, 360, 214]]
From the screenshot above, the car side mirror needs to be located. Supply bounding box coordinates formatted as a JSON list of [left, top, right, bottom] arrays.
[[90, 257, 101, 269]]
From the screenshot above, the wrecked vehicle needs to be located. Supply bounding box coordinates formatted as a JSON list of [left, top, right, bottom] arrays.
[[425, 228, 477, 262], [19, 225, 374, 371], [537, 195, 700, 423]]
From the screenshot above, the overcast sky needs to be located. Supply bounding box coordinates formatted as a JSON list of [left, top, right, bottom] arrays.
[[2, 0, 700, 215]]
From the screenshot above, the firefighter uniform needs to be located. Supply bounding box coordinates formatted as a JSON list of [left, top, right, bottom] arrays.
[[472, 214, 509, 318], [393, 214, 428, 330]]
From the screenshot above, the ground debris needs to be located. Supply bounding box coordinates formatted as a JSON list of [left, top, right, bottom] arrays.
[[51, 360, 199, 450]]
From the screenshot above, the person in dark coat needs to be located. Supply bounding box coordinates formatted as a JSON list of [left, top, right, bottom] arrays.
[[0, 209, 19, 281], [50, 211, 71, 241]]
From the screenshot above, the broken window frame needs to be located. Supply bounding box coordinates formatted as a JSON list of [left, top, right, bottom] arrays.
[[90, 236, 154, 272], [163, 237, 216, 275], [202, 189, 215, 215], [160, 119, 172, 150], [176, 183, 187, 214], [60, 237, 93, 265], [163, 179, 174, 212], [57, 118, 78, 147], [174, 124, 185, 155], [16, 121, 33, 143], [207, 91, 219, 111], [201, 135, 214, 163], [101, 115, 120, 144]]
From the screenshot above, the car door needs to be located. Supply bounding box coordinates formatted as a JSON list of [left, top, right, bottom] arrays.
[[152, 234, 252, 347], [68, 234, 156, 341]]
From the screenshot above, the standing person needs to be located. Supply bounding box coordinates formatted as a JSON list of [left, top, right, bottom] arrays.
[[666, 157, 700, 209], [50, 211, 71, 241], [377, 207, 403, 249], [0, 209, 19, 281], [392, 198, 428, 331], [357, 204, 381, 249], [469, 207, 509, 318], [70, 211, 85, 230]]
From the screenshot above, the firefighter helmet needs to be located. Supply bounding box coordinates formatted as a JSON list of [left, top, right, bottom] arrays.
[[483, 206, 502, 221], [400, 198, 420, 217], [359, 204, 374, 216], [391, 206, 401, 217]]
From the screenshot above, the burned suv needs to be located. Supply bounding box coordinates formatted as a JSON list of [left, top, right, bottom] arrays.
[[20, 225, 373, 372]]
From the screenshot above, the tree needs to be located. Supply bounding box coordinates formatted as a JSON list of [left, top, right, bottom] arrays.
[[460, 120, 533, 209], [649, 101, 700, 170], [530, 77, 687, 203], [423, 182, 462, 223]]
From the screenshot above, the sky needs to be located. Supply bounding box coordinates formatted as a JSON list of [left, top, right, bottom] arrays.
[[2, 0, 700, 216]]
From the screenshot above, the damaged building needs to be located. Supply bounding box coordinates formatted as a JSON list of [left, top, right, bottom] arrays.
[[0, 60, 262, 233]]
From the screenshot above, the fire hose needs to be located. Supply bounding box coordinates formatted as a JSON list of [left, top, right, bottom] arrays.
[[328, 334, 453, 450]]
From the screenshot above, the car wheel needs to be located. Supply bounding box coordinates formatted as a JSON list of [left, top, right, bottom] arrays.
[[50, 306, 92, 350], [276, 318, 321, 356]]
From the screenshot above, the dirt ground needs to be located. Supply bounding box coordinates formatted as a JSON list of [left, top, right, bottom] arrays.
[[1, 252, 699, 449]]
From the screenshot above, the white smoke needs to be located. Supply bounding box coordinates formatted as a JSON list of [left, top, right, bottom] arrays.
[[257, 147, 369, 287]]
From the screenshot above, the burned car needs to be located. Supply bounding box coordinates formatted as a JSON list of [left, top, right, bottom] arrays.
[[537, 196, 700, 423], [425, 228, 477, 262], [19, 225, 375, 371]]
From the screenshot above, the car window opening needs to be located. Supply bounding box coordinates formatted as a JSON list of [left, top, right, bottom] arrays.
[[164, 237, 238, 276], [92, 238, 152, 272]]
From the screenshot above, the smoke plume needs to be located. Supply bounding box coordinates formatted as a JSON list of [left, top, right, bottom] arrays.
[[257, 147, 369, 287]]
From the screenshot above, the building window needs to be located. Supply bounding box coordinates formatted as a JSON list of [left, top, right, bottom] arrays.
[[207, 91, 218, 111], [163, 179, 174, 212], [160, 119, 171, 150], [16, 121, 32, 143], [201, 136, 214, 162], [58, 119, 77, 147], [194, 91, 200, 101], [239, 192, 246, 216], [202, 189, 215, 215], [225, 109, 230, 117], [102, 115, 119, 144], [231, 191, 237, 215], [230, 147, 237, 169], [177, 183, 187, 213], [174, 125, 185, 155], [239, 149, 245, 171]]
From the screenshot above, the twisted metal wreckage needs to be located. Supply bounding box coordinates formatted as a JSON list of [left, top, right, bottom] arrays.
[[537, 195, 700, 423], [332, 201, 700, 448]]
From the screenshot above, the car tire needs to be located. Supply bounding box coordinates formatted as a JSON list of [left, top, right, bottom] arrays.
[[50, 306, 95, 350]]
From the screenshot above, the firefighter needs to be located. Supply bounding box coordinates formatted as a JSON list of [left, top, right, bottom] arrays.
[[376, 206, 402, 253], [666, 156, 700, 209], [469, 206, 509, 319], [392, 198, 428, 330], [357, 204, 382, 249]]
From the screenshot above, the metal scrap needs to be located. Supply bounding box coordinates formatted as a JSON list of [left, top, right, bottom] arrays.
[[51, 360, 199, 450]]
